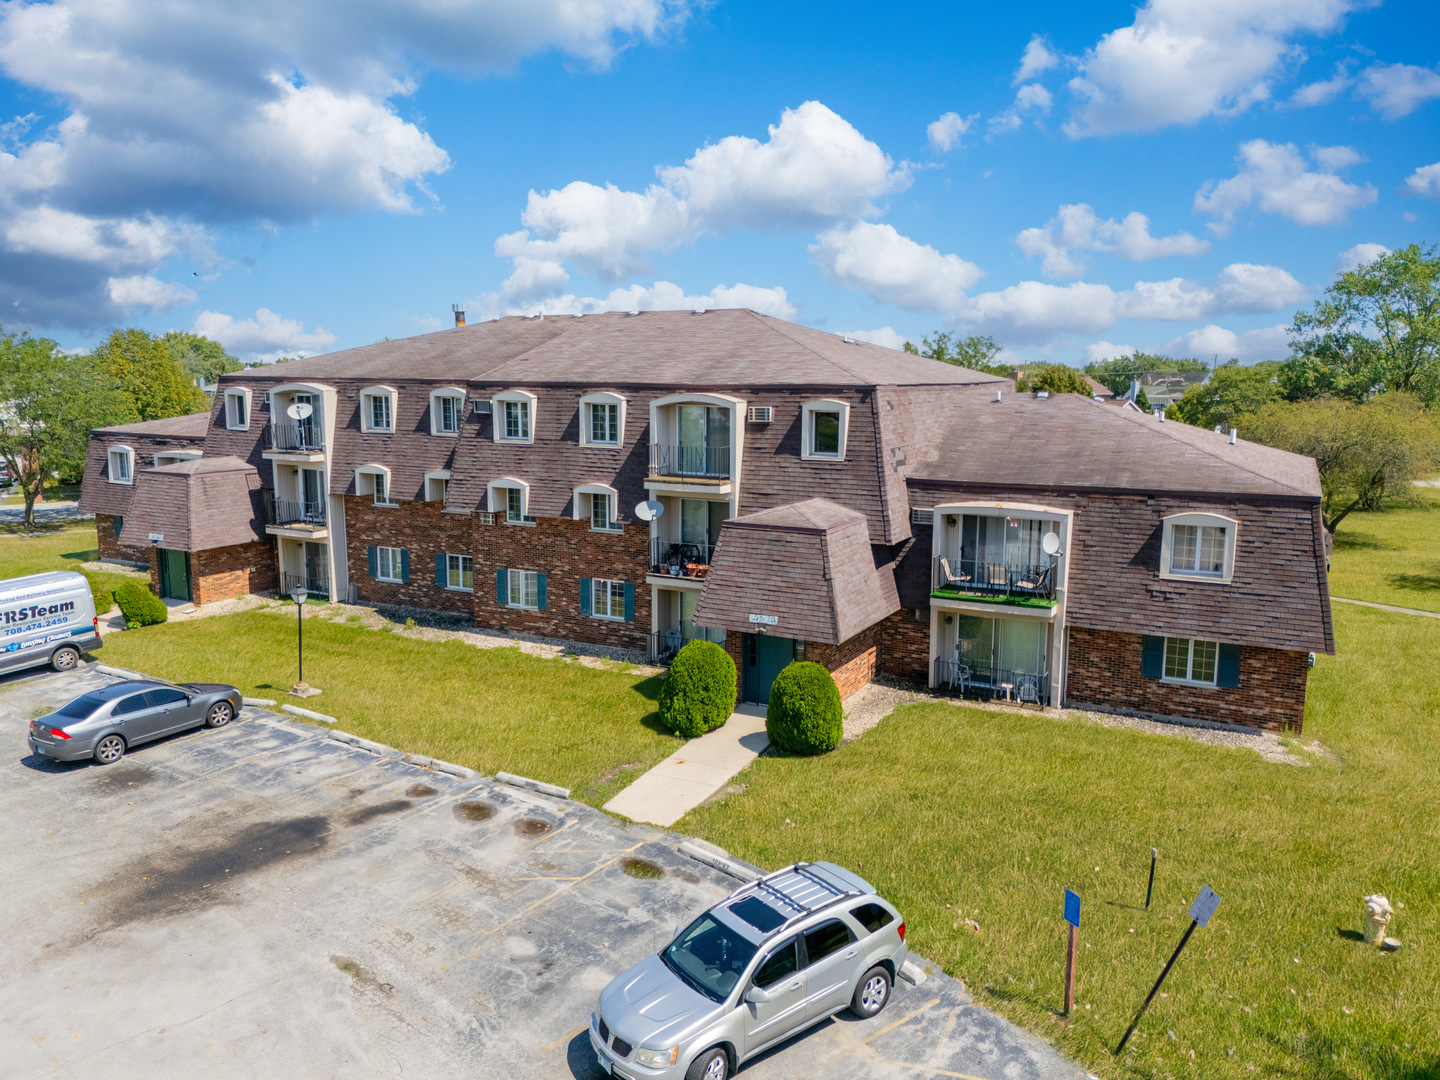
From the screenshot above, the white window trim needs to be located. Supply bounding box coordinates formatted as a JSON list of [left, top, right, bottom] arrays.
[[591, 577, 626, 621], [153, 451, 202, 466], [507, 568, 540, 609], [424, 469, 451, 502], [492, 389, 537, 444], [488, 477, 535, 524], [1159, 512, 1239, 584], [356, 464, 396, 506], [429, 387, 466, 437], [360, 385, 397, 434], [572, 483, 621, 531], [1160, 637, 1220, 687], [375, 545, 404, 583], [578, 392, 626, 448], [107, 445, 134, 485], [445, 553, 474, 593], [800, 399, 850, 461], [223, 388, 251, 431]]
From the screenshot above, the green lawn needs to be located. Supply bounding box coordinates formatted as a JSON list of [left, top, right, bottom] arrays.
[[97, 608, 680, 807], [1328, 487, 1440, 613], [0, 526, 141, 602]]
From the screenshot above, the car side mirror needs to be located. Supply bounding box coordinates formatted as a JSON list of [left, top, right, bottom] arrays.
[[744, 985, 773, 1005]]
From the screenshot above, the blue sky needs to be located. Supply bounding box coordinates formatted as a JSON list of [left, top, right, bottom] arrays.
[[0, 0, 1436, 366]]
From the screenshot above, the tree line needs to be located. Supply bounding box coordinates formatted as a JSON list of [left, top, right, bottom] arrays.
[[904, 243, 1440, 534]]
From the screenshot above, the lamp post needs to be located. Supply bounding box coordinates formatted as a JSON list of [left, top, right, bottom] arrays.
[[291, 586, 309, 694]]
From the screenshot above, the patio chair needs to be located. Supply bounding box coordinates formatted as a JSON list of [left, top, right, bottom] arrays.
[[664, 628, 683, 655], [946, 657, 971, 694], [988, 563, 1009, 587], [1015, 673, 1042, 705], [938, 557, 970, 588], [1016, 564, 1051, 594]]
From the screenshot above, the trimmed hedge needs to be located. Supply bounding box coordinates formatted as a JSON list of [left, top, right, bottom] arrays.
[[765, 661, 843, 755], [659, 639, 737, 738], [114, 580, 168, 627]]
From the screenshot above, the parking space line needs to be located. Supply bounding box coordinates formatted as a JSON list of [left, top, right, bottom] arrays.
[[273, 759, 386, 803], [863, 997, 941, 1043], [540, 1026, 587, 1055], [166, 745, 295, 789]]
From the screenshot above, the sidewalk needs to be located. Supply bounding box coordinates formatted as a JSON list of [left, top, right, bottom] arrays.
[[603, 704, 769, 827]]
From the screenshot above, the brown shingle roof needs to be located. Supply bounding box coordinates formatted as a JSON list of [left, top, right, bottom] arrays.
[[228, 310, 1006, 389], [693, 498, 900, 644], [121, 457, 267, 552], [909, 393, 1321, 498], [94, 412, 212, 437]]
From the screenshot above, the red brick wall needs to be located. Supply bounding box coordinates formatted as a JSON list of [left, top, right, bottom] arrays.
[[94, 513, 151, 565], [192, 541, 278, 606], [345, 498, 478, 616], [808, 623, 881, 698], [724, 632, 746, 703], [877, 606, 931, 682], [1064, 626, 1309, 733]]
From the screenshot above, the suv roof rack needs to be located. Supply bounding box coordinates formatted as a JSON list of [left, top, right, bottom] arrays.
[[727, 862, 865, 934]]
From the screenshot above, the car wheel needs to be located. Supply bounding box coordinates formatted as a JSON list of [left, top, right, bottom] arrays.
[[205, 701, 234, 728], [685, 1047, 729, 1080], [51, 646, 80, 672], [851, 965, 892, 1019], [93, 734, 126, 765]]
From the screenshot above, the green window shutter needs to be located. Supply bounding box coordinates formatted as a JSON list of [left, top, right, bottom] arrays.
[[496, 567, 507, 605], [400, 549, 410, 584], [579, 578, 592, 616], [1217, 643, 1242, 687], [623, 582, 635, 622], [537, 572, 548, 611], [366, 546, 378, 579], [114, 515, 124, 539], [1140, 635, 1164, 679], [435, 552, 446, 588]]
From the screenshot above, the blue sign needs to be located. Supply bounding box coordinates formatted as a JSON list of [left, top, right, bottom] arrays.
[[1064, 889, 1081, 928]]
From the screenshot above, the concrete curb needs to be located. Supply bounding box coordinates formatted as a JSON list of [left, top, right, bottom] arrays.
[[95, 664, 146, 680], [677, 841, 762, 882], [281, 703, 337, 724], [495, 771, 570, 799], [431, 759, 476, 780], [899, 960, 928, 986], [243, 696, 277, 706], [329, 730, 392, 756]]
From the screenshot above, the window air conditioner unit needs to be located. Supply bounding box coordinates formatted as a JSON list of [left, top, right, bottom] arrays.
[[747, 406, 772, 423], [473, 400, 492, 415]]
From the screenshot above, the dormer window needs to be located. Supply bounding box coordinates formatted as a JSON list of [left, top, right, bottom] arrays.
[[108, 446, 134, 484], [1160, 513, 1238, 583], [356, 465, 395, 506], [801, 399, 850, 461], [492, 390, 537, 444], [360, 387, 396, 433], [573, 483, 621, 532], [430, 388, 465, 436], [488, 478, 534, 524], [224, 388, 250, 430], [579, 392, 626, 447]]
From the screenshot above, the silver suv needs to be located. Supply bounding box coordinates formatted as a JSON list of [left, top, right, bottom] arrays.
[[591, 861, 907, 1080]]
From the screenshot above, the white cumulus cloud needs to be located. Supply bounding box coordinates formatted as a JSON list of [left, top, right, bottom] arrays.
[[192, 307, 337, 362], [106, 275, 196, 310], [810, 222, 984, 313], [1163, 323, 1291, 362], [927, 111, 977, 153], [1083, 340, 1136, 364], [1405, 162, 1440, 198], [1015, 35, 1062, 83], [842, 327, 909, 351], [1016, 203, 1210, 278], [486, 280, 797, 322], [1356, 63, 1440, 121], [1335, 242, 1389, 273], [1194, 139, 1377, 234], [1064, 0, 1366, 137], [988, 83, 1053, 137]]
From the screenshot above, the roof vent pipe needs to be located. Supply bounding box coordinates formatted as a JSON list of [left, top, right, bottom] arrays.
[[995, 389, 1002, 403], [1155, 409, 1165, 422], [452, 304, 465, 328], [1230, 428, 1238, 445]]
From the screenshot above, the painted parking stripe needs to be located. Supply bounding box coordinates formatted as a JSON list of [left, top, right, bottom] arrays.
[[863, 997, 941, 1043]]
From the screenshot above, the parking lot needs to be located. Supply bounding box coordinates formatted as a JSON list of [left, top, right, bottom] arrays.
[[0, 664, 1086, 1080]]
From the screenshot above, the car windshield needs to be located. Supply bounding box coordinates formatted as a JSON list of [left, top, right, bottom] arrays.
[[662, 914, 758, 1003], [53, 692, 112, 719]]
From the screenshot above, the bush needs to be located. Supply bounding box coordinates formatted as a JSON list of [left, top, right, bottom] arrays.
[[114, 580, 167, 627], [81, 572, 112, 614], [765, 661, 843, 755], [658, 640, 736, 737]]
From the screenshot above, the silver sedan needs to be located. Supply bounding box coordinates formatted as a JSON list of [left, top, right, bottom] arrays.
[[27, 680, 242, 764]]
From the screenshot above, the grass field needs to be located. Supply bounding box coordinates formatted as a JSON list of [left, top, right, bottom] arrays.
[[1328, 487, 1440, 613], [96, 607, 681, 807], [0, 526, 142, 601]]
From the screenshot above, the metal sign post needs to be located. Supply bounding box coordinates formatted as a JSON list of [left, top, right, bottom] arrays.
[[1063, 889, 1081, 1015], [1116, 886, 1220, 1054]]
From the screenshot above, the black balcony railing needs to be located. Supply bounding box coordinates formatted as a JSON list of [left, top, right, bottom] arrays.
[[282, 569, 330, 599], [932, 557, 1056, 601], [934, 656, 1049, 706], [272, 499, 327, 527], [648, 443, 730, 479], [265, 420, 325, 453], [648, 623, 726, 663], [650, 538, 715, 578]]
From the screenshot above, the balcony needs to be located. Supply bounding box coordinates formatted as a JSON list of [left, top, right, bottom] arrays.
[[931, 557, 1057, 608], [647, 623, 726, 663], [282, 569, 330, 600], [263, 421, 326, 459], [934, 656, 1049, 706], [647, 443, 730, 480], [650, 538, 714, 581], [266, 498, 328, 538]]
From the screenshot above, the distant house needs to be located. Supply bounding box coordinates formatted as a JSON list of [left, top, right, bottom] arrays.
[[78, 310, 1332, 733]]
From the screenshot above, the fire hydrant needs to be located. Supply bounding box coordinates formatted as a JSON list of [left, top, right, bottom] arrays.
[[1363, 895, 1393, 945]]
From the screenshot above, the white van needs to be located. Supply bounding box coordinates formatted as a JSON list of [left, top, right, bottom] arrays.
[[0, 571, 103, 675]]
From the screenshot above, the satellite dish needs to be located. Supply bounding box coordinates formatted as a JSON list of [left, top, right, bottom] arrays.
[[287, 401, 314, 420], [1042, 532, 1063, 556], [634, 500, 665, 522]]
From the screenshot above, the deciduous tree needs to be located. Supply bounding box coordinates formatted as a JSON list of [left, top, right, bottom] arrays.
[[903, 332, 1010, 375], [92, 328, 208, 421], [162, 330, 241, 385], [1083, 352, 1209, 396], [1015, 363, 1092, 395], [1168, 360, 1282, 431]]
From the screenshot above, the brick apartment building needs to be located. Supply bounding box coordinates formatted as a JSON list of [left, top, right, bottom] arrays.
[[78, 309, 1333, 732]]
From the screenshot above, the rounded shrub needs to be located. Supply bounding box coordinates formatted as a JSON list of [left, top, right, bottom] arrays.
[[114, 580, 168, 627], [765, 661, 843, 755], [659, 639, 737, 738]]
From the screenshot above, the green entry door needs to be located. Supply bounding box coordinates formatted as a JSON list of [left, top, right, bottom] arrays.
[[743, 633, 794, 705], [157, 548, 192, 602]]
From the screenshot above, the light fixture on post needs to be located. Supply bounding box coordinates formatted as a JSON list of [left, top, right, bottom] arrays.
[[290, 585, 312, 697]]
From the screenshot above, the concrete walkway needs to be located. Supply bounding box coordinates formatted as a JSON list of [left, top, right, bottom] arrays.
[[1333, 596, 1440, 619], [604, 704, 769, 827]]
